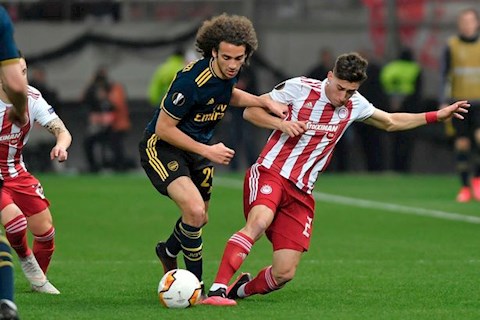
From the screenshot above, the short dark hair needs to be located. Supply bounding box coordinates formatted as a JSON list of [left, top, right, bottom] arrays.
[[195, 13, 258, 62], [333, 52, 368, 83]]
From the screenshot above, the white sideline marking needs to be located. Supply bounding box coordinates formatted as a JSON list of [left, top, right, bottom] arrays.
[[216, 177, 480, 225]]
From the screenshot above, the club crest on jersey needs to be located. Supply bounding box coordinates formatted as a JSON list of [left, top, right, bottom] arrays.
[[172, 92, 185, 106], [260, 184, 273, 195], [337, 106, 348, 119]]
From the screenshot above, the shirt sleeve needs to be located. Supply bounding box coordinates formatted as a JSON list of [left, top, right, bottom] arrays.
[[354, 93, 376, 121], [160, 74, 197, 121], [30, 87, 58, 126], [268, 78, 300, 105]]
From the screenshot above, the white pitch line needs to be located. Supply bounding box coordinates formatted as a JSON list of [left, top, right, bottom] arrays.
[[216, 177, 480, 224], [314, 192, 480, 224]]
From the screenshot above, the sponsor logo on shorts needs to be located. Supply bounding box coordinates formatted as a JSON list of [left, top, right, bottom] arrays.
[[260, 184, 272, 195], [167, 161, 179, 171]]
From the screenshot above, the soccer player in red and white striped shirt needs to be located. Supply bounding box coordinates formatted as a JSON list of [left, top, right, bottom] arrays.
[[202, 52, 469, 305], [0, 56, 71, 295]]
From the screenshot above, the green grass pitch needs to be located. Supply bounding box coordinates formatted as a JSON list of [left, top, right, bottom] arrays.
[[12, 173, 480, 319]]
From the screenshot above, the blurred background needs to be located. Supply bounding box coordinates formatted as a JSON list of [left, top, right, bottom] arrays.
[[2, 0, 477, 175]]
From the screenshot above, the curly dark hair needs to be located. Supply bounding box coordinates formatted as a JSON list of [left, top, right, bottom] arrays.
[[195, 13, 258, 62], [333, 52, 368, 83]]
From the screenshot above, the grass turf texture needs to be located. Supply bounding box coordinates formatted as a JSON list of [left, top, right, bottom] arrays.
[[13, 173, 480, 319]]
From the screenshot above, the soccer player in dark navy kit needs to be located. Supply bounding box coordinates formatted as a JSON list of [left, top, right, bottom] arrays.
[[0, 4, 27, 320], [139, 13, 287, 302]]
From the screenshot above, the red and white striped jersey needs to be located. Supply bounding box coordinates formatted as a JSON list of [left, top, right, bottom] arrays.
[[257, 77, 375, 194], [0, 85, 58, 180]]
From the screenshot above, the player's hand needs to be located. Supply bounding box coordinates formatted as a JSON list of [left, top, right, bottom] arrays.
[[50, 145, 68, 162], [205, 142, 235, 165], [265, 99, 289, 119], [437, 100, 470, 121], [7, 109, 28, 127], [279, 120, 307, 137]]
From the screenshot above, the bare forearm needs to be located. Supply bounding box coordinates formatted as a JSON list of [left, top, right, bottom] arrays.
[[243, 107, 283, 130], [5, 89, 26, 114], [45, 118, 71, 147], [386, 112, 428, 131], [230, 88, 264, 108], [1, 63, 27, 114], [156, 127, 208, 156], [55, 131, 72, 150]]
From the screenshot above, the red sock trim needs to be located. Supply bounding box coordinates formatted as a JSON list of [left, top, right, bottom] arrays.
[[213, 232, 254, 285], [228, 232, 254, 251], [4, 215, 27, 234], [34, 227, 55, 241], [5, 216, 30, 258]]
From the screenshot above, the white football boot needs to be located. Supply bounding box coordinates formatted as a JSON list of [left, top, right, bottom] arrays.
[[19, 253, 60, 294], [31, 280, 60, 295]]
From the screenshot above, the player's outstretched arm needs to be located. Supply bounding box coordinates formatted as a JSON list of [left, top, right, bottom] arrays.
[[231, 88, 288, 118], [364, 100, 470, 132], [243, 106, 306, 137], [44, 118, 72, 162]]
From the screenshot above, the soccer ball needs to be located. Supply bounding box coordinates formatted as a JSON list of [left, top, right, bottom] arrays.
[[158, 269, 202, 308]]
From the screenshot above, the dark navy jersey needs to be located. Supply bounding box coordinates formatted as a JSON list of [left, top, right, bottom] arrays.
[[0, 6, 20, 64], [146, 58, 238, 144]]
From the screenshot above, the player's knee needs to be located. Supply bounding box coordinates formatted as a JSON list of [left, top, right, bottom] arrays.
[[200, 215, 208, 227], [255, 219, 270, 232], [30, 220, 53, 235], [246, 215, 269, 235], [182, 203, 206, 227]]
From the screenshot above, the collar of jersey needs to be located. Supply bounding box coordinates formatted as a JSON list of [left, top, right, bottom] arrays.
[[209, 58, 220, 78], [321, 78, 333, 105]]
